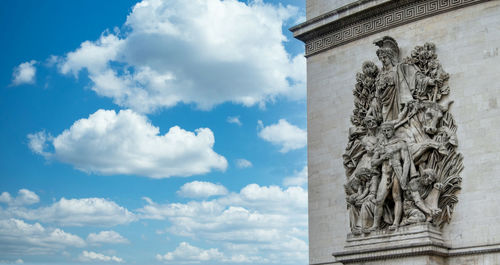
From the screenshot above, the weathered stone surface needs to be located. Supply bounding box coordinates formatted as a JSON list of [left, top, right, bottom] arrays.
[[343, 35, 461, 235], [301, 1, 500, 264], [306, 0, 386, 20]]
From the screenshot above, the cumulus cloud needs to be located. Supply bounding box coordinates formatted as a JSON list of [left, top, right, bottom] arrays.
[[140, 183, 308, 264], [26, 131, 52, 157], [283, 166, 308, 187], [56, 0, 305, 113], [177, 181, 228, 198], [0, 189, 39, 206], [235, 159, 252, 169], [156, 242, 223, 263], [87, 230, 129, 245], [0, 218, 85, 255], [11, 61, 37, 86], [79, 251, 123, 263], [258, 119, 306, 153], [156, 242, 266, 264], [28, 109, 227, 178], [0, 259, 24, 264], [226, 116, 242, 126], [2, 197, 136, 227]]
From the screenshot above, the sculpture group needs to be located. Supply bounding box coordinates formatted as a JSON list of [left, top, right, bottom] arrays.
[[343, 36, 463, 235]]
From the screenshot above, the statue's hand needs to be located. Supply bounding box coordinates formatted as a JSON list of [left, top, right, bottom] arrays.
[[365, 194, 375, 203]]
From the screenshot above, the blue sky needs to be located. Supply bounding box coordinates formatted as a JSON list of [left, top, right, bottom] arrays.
[[0, 0, 307, 264]]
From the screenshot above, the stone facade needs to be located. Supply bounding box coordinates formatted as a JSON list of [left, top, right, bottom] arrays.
[[292, 1, 500, 264]]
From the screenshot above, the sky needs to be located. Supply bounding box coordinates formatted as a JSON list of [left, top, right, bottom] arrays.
[[0, 0, 308, 265]]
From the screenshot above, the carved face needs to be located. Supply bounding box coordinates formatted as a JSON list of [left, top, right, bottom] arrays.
[[351, 178, 361, 189], [364, 118, 377, 130], [381, 126, 394, 139], [422, 104, 444, 135], [378, 54, 392, 67], [421, 171, 436, 186]]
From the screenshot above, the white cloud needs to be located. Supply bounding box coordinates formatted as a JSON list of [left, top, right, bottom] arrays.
[[139, 183, 308, 264], [227, 116, 242, 126], [56, 0, 305, 113], [258, 119, 306, 153], [87, 230, 129, 245], [157, 242, 267, 263], [177, 181, 228, 199], [0, 259, 24, 264], [11, 60, 37, 86], [283, 166, 308, 187], [0, 218, 85, 255], [59, 34, 124, 77], [2, 197, 136, 227], [26, 131, 52, 157], [0, 189, 39, 206], [45, 55, 61, 67], [79, 251, 123, 263], [235, 159, 252, 169], [156, 242, 223, 263], [28, 109, 227, 178]]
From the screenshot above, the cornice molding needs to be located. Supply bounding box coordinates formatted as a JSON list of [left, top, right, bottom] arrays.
[[331, 243, 500, 264], [291, 0, 491, 57]]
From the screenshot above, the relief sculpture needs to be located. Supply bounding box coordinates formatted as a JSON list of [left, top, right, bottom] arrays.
[[343, 36, 463, 235]]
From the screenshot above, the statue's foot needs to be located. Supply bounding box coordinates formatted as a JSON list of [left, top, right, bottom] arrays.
[[388, 224, 399, 231], [364, 225, 378, 233], [352, 228, 362, 236]]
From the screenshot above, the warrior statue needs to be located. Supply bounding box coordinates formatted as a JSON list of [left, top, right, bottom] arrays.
[[367, 36, 434, 122]]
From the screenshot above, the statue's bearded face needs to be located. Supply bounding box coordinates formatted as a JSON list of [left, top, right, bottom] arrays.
[[381, 126, 394, 139], [422, 173, 435, 186]]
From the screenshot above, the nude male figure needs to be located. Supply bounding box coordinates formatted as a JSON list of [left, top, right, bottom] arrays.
[[368, 122, 415, 231]]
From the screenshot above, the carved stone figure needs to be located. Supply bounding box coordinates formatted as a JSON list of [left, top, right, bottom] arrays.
[[345, 168, 379, 234], [343, 36, 463, 235], [367, 36, 434, 122], [369, 121, 417, 231], [401, 168, 443, 225]]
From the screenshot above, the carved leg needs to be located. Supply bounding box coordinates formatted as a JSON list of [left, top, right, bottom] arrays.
[[366, 204, 383, 233], [360, 200, 374, 232], [367, 174, 390, 232], [389, 177, 402, 230]]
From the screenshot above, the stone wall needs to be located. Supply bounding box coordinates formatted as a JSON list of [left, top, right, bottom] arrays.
[[305, 1, 500, 264], [306, 0, 356, 19]]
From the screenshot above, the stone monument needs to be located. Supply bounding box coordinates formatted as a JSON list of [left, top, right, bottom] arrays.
[[291, 1, 500, 264]]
